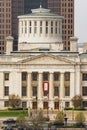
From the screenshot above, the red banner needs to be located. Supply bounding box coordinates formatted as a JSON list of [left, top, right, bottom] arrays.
[[43, 82, 49, 92]]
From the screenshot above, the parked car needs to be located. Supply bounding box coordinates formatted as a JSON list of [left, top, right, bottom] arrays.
[[4, 125, 13, 130], [17, 126, 24, 130], [3, 118, 16, 125], [50, 125, 56, 130]]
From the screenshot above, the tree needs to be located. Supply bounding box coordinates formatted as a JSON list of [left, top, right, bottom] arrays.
[[55, 111, 64, 124], [16, 114, 26, 127], [8, 94, 21, 108], [29, 109, 48, 129], [71, 95, 83, 108], [75, 112, 85, 125]]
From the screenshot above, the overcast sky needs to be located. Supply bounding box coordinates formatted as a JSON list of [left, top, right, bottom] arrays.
[[75, 0, 87, 43]]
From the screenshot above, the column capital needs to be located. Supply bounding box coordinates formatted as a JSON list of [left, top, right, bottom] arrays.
[[60, 71, 65, 74], [27, 71, 32, 74]]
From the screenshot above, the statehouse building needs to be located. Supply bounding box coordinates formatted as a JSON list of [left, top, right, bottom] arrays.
[[0, 6, 87, 110]]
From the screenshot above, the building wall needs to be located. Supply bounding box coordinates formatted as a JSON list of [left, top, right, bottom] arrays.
[[0, 0, 12, 54], [0, 53, 87, 109], [48, 0, 74, 50], [0, 0, 24, 54]]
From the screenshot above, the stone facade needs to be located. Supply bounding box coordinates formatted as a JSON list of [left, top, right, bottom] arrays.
[[0, 7, 87, 110]]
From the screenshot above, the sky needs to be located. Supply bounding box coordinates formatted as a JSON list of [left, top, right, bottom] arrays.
[[75, 0, 87, 43]]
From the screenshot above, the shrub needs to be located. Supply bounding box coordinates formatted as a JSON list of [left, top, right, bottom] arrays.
[[75, 112, 85, 125], [55, 111, 64, 123], [64, 107, 73, 110]]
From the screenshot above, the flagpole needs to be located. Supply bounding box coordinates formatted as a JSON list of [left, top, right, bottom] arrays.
[[47, 93, 49, 118]]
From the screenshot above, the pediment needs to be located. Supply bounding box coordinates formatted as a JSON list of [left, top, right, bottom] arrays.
[[17, 53, 75, 65]]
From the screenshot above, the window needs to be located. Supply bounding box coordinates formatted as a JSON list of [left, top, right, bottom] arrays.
[[22, 101, 27, 108], [51, 21, 53, 34], [54, 86, 59, 96], [54, 102, 59, 109], [33, 86, 37, 96], [22, 72, 27, 81], [32, 101, 37, 109], [82, 87, 87, 96], [59, 21, 61, 34], [83, 74, 87, 81], [43, 72, 49, 81], [65, 102, 70, 107], [22, 86, 27, 96], [55, 21, 57, 34], [65, 72, 70, 81], [4, 101, 9, 107], [40, 21, 42, 34], [34, 21, 37, 34], [32, 72, 38, 81], [43, 102, 48, 109], [4, 86, 9, 96], [25, 21, 27, 34], [46, 21, 48, 34], [4, 73, 9, 80], [44, 91, 48, 96], [83, 101, 87, 107], [54, 72, 60, 81], [29, 21, 31, 33], [65, 86, 70, 96]]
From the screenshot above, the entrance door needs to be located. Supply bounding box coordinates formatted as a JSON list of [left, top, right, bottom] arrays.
[[32, 101, 37, 109], [54, 101, 59, 109], [43, 101, 48, 109]]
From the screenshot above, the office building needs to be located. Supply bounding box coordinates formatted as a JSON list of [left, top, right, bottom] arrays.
[[0, 0, 24, 54]]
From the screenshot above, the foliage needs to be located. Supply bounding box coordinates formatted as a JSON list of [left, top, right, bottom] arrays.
[[29, 109, 48, 129], [8, 94, 21, 108], [75, 112, 85, 124], [71, 95, 83, 108], [55, 111, 64, 123], [64, 107, 73, 110], [16, 114, 26, 127], [0, 110, 28, 117], [74, 107, 85, 111]]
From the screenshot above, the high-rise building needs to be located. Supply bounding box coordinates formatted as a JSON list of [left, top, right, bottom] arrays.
[[0, 0, 24, 54], [47, 0, 74, 50], [0, 0, 12, 54], [0, 0, 74, 54], [24, 0, 48, 14]]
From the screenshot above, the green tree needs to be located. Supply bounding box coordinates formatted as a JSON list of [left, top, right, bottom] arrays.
[[71, 95, 83, 108], [8, 94, 21, 108], [75, 112, 85, 125], [55, 111, 64, 123]]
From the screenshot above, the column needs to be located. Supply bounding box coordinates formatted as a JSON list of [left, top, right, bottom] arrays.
[[70, 72, 75, 98], [23, 20, 25, 36], [60, 72, 64, 99], [27, 72, 32, 108], [27, 20, 29, 37], [43, 21, 45, 37], [32, 21, 34, 37], [49, 72, 54, 109], [70, 71, 75, 107], [75, 65, 81, 95], [38, 72, 43, 109], [37, 21, 40, 36], [49, 72, 54, 99], [0, 72, 4, 99]]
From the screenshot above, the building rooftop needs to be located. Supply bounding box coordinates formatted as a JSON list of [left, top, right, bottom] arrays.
[[18, 6, 63, 19]]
